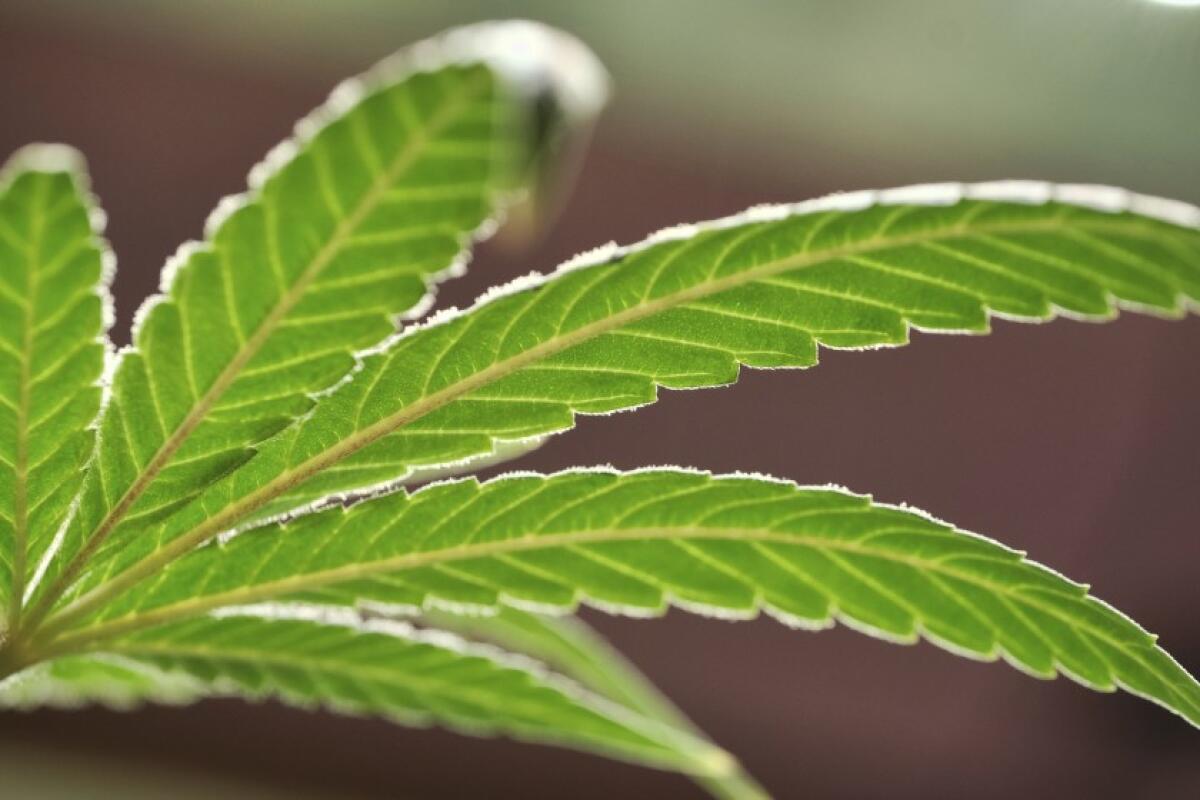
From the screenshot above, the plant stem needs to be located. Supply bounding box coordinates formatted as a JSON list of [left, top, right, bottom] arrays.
[[0, 637, 29, 684]]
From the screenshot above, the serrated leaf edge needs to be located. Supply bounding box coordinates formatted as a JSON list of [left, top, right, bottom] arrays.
[[25, 21, 611, 632], [0, 145, 117, 611]]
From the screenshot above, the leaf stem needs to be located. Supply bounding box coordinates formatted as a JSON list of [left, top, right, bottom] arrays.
[[0, 636, 33, 684]]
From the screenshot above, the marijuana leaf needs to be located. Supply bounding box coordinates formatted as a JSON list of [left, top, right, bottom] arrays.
[[422, 606, 696, 727], [1, 19, 1197, 799], [0, 147, 110, 630], [420, 606, 770, 799], [0, 652, 204, 710], [4, 608, 739, 780], [108, 612, 715, 770], [46, 470, 1200, 727]]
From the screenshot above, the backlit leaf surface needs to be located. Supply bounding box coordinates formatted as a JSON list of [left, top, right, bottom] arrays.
[[59, 470, 1200, 728], [67, 184, 1200, 611], [1, 22, 1197, 797], [86, 612, 724, 773], [28, 26, 568, 617], [0, 148, 108, 622]]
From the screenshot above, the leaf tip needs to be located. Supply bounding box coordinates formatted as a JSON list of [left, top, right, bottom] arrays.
[[691, 744, 740, 779], [437, 20, 610, 123], [1, 143, 89, 185]]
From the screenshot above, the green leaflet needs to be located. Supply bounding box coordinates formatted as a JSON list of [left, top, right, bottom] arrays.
[[421, 607, 770, 800], [1, 20, 1197, 796], [422, 607, 692, 724], [0, 652, 205, 710], [63, 183, 1200, 611], [48, 470, 1200, 728], [0, 608, 749, 787], [76, 612, 730, 775], [24, 24, 599, 621], [0, 147, 109, 626]]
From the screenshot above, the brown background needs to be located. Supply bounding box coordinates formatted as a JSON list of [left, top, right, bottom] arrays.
[[1, 4, 1198, 798]]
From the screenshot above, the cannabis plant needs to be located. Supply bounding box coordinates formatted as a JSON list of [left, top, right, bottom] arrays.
[[0, 21, 1196, 798]]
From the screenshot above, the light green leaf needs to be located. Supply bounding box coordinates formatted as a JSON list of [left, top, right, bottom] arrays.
[[0, 652, 205, 710], [61, 183, 1200, 614], [423, 607, 685, 722], [50, 470, 1200, 728], [0, 607, 747, 787], [26, 21, 608, 623], [0, 146, 109, 627], [422, 607, 769, 800], [79, 611, 733, 775]]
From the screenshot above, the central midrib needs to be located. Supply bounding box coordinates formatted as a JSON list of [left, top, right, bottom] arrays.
[[24, 77, 487, 630], [48, 524, 1032, 641], [43, 211, 1190, 633]]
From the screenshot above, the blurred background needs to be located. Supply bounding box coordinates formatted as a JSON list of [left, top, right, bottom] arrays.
[[2, 1, 1198, 797]]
